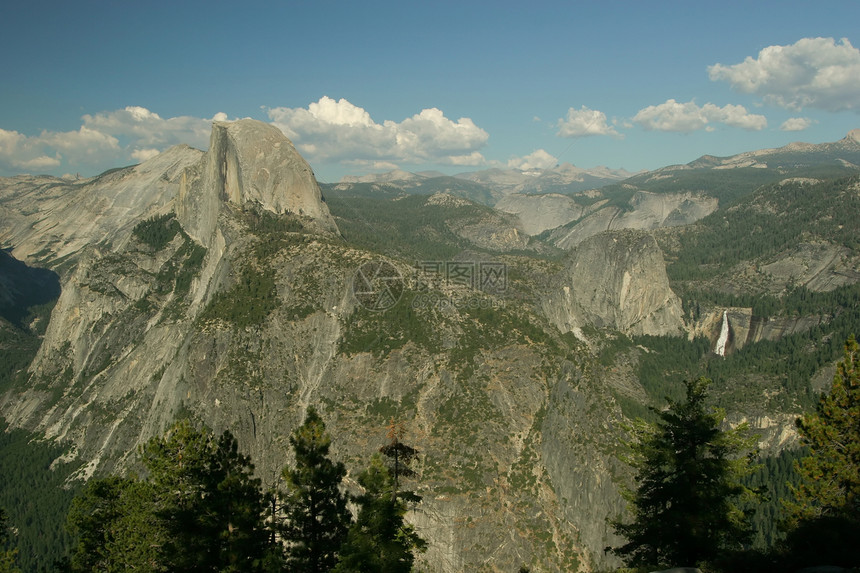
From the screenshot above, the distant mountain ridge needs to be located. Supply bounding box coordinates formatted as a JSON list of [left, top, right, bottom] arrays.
[[332, 131, 860, 243], [1, 121, 860, 572], [339, 130, 860, 199], [339, 163, 638, 200], [683, 129, 860, 171]]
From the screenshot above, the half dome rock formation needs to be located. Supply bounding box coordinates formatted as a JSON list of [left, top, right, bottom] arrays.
[[544, 230, 684, 336], [177, 119, 337, 244]]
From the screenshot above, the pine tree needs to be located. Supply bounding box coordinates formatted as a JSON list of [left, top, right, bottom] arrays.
[[333, 421, 426, 573], [333, 455, 426, 573], [0, 509, 20, 573], [788, 335, 860, 522], [66, 471, 166, 571], [66, 420, 270, 572], [781, 336, 860, 567], [378, 419, 420, 504], [141, 420, 269, 572], [612, 377, 757, 569], [280, 406, 352, 572]]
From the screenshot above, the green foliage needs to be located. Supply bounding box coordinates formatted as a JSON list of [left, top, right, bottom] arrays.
[[664, 175, 860, 282], [279, 407, 352, 572], [0, 321, 44, 392], [245, 209, 319, 261], [0, 421, 81, 572], [705, 290, 860, 411], [133, 213, 181, 251], [201, 265, 279, 328], [66, 420, 270, 572], [633, 335, 712, 407], [0, 509, 20, 573], [741, 339, 860, 570], [142, 421, 270, 571], [332, 455, 426, 573], [741, 447, 806, 550], [623, 283, 860, 415], [612, 378, 758, 569], [680, 281, 860, 321], [787, 336, 860, 524], [66, 475, 161, 572], [339, 295, 439, 357], [325, 191, 515, 260], [446, 299, 558, 381]]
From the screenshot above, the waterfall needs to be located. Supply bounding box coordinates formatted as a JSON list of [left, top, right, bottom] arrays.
[[715, 310, 729, 357]]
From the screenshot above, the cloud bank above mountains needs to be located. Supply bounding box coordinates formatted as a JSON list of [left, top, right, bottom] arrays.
[[709, 37, 860, 112], [0, 37, 857, 178], [267, 96, 489, 170]]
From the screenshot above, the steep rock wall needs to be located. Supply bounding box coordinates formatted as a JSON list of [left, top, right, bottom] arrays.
[[177, 119, 337, 246], [543, 230, 684, 336]]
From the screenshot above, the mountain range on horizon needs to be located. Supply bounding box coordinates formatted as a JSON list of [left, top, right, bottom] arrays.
[[1, 119, 860, 572], [336, 128, 860, 197]]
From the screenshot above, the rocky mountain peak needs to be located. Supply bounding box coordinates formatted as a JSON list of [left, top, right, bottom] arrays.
[[177, 119, 337, 244], [543, 230, 684, 336], [846, 128, 860, 144]]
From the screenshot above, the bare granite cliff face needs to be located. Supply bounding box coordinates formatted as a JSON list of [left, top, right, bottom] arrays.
[[549, 191, 718, 249], [495, 193, 586, 235], [0, 145, 202, 268], [543, 230, 684, 337], [177, 119, 337, 245]]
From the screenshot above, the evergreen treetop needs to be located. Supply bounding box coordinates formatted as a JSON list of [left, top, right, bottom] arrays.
[[280, 406, 352, 573], [612, 377, 757, 569]]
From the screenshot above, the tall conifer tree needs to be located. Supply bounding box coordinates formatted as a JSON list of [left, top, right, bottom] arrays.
[[612, 377, 756, 569], [782, 336, 860, 567], [280, 407, 351, 572]]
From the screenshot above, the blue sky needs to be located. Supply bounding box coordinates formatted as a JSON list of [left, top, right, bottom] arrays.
[[2, 0, 859, 182]]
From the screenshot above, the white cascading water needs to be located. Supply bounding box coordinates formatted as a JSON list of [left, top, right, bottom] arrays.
[[715, 310, 729, 357]]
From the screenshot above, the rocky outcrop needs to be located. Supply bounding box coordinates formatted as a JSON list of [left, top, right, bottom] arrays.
[[177, 119, 337, 245], [688, 306, 825, 354], [550, 191, 718, 249], [495, 193, 585, 235], [0, 145, 202, 267], [759, 242, 860, 293], [543, 230, 684, 336]]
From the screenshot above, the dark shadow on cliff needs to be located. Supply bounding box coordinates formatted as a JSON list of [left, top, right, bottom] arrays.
[[0, 248, 61, 327]]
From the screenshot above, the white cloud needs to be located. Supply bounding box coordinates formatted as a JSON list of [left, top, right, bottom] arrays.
[[82, 106, 224, 149], [708, 37, 860, 112], [0, 107, 229, 175], [780, 117, 814, 131], [443, 151, 487, 166], [633, 99, 767, 132], [507, 149, 558, 170], [267, 96, 489, 166], [131, 148, 162, 162], [0, 128, 64, 172], [556, 106, 620, 138], [40, 126, 120, 161], [343, 159, 400, 171], [0, 128, 63, 172]]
